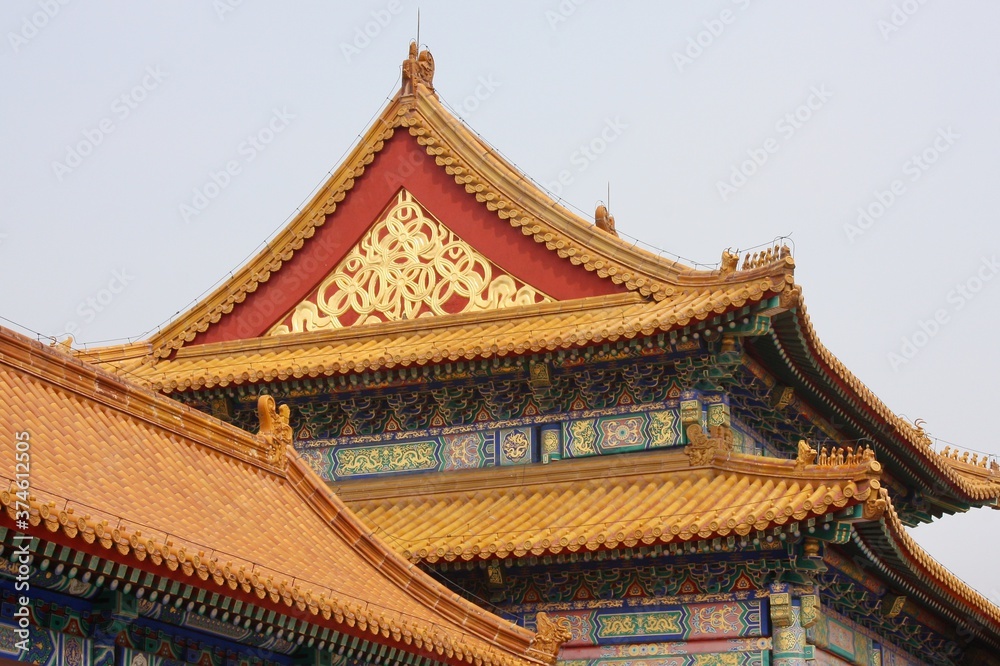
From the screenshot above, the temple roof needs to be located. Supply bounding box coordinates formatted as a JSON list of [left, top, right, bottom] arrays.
[[0, 325, 551, 666], [78, 44, 795, 368], [337, 445, 886, 563], [339, 446, 1000, 649], [75, 45, 1000, 514], [754, 291, 1000, 511]]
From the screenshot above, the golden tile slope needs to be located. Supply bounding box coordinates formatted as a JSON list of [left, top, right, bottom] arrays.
[[91, 286, 788, 393], [336, 447, 884, 563], [0, 327, 543, 666], [936, 453, 1000, 490]]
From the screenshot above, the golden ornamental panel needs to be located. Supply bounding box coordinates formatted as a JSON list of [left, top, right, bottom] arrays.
[[334, 441, 436, 477], [595, 611, 683, 638], [270, 189, 551, 335]]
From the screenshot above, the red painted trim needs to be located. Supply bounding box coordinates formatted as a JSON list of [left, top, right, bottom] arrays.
[[193, 133, 622, 345]]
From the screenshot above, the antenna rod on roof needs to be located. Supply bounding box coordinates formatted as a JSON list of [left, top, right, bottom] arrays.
[[416, 8, 420, 48]]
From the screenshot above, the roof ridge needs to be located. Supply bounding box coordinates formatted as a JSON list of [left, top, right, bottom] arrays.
[[169, 292, 643, 358], [285, 448, 538, 652], [142, 96, 412, 361], [408, 90, 795, 294], [340, 444, 884, 564], [336, 446, 884, 501], [125, 285, 791, 393], [0, 325, 283, 474]]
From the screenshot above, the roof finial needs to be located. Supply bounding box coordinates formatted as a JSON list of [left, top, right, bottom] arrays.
[[401, 40, 434, 95], [595, 202, 618, 237], [720, 249, 739, 276], [256, 394, 292, 468], [531, 613, 572, 665]]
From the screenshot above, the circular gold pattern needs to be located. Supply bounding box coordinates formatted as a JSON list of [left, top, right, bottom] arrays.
[[502, 430, 530, 462]]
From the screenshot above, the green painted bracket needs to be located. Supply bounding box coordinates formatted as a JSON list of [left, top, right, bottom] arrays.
[[807, 521, 852, 544], [727, 315, 771, 337]]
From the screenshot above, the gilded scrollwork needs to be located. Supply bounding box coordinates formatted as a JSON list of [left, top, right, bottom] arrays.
[[568, 420, 598, 456], [270, 190, 550, 335], [648, 410, 677, 447], [679, 398, 701, 426], [597, 614, 636, 637], [529, 360, 552, 388], [336, 442, 436, 477], [880, 592, 906, 619], [799, 594, 820, 628], [769, 591, 793, 629], [595, 611, 683, 638], [541, 429, 560, 462]]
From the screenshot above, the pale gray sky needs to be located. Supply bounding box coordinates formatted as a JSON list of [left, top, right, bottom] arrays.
[[3, 2, 999, 605]]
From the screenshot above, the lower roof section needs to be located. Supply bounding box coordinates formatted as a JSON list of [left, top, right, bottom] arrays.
[[338, 437, 1000, 652], [754, 292, 1000, 510], [336, 444, 884, 563], [0, 326, 549, 666]]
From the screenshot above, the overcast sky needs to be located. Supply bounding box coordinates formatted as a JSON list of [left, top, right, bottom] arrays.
[[3, 2, 999, 607]]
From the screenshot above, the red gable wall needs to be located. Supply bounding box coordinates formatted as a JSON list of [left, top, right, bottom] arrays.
[[191, 132, 624, 345]]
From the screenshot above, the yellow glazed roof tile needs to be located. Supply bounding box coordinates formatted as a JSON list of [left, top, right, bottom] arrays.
[[0, 326, 547, 666], [336, 447, 885, 563], [63, 52, 999, 622], [87, 286, 789, 393], [340, 443, 1000, 638], [72, 51, 1000, 509]]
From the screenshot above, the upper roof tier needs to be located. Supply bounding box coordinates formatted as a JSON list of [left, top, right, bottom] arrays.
[[78, 44, 795, 368], [76, 45, 998, 515], [0, 325, 556, 666]]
